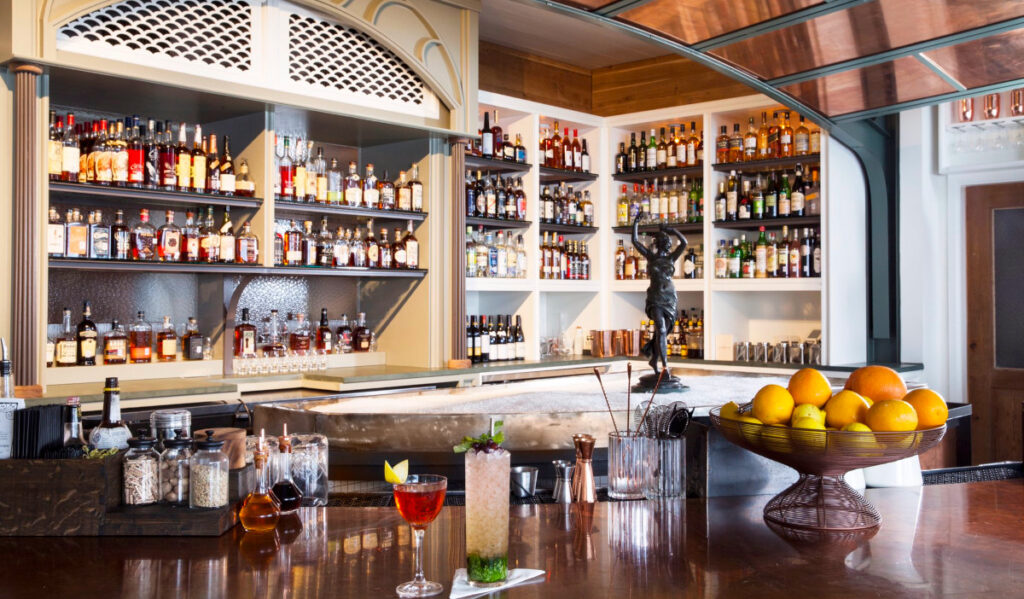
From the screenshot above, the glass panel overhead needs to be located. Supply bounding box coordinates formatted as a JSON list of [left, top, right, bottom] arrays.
[[922, 28, 1024, 89], [778, 56, 956, 117], [707, 0, 1024, 81], [619, 0, 823, 45]]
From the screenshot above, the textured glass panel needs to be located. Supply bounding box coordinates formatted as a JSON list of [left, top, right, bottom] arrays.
[[922, 29, 1024, 90], [620, 0, 822, 45], [48, 272, 198, 333], [709, 0, 1024, 80], [994, 208, 1024, 369], [779, 57, 955, 116]]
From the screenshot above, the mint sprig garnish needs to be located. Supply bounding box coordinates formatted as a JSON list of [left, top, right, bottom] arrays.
[[453, 421, 504, 453]]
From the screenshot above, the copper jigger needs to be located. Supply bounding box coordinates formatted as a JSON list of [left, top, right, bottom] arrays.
[[621, 329, 640, 357], [571, 434, 597, 503], [590, 330, 613, 357]]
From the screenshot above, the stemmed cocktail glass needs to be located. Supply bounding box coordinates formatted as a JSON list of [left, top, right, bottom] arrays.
[[393, 474, 447, 597]]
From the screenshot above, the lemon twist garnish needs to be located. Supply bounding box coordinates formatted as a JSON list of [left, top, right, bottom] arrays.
[[384, 459, 409, 484]]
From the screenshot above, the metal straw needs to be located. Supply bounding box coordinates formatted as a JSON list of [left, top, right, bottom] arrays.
[[637, 369, 666, 434], [593, 367, 619, 435]]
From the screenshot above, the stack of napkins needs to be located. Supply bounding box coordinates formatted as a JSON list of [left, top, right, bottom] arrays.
[[449, 569, 545, 598]]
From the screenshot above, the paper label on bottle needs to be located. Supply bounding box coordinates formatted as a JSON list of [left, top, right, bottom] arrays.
[[48, 224, 65, 255], [813, 248, 822, 275], [191, 156, 207, 190], [105, 338, 127, 359], [48, 141, 63, 174], [683, 260, 695, 276], [220, 236, 235, 262], [161, 231, 181, 256], [781, 133, 792, 144], [67, 227, 88, 257], [397, 188, 412, 211], [726, 191, 737, 215], [715, 256, 727, 278], [128, 149, 144, 183], [57, 341, 77, 364], [96, 151, 113, 182], [317, 177, 329, 202], [367, 245, 379, 263], [345, 187, 362, 207], [394, 248, 407, 266], [62, 146, 80, 176], [80, 336, 97, 359], [186, 237, 199, 258], [481, 133, 493, 156], [0, 399, 25, 459], [176, 155, 191, 187], [480, 335, 490, 355], [220, 173, 236, 194], [412, 185, 423, 211], [364, 188, 380, 208], [161, 338, 176, 357], [789, 249, 800, 271], [738, 204, 749, 219], [791, 191, 805, 212], [242, 331, 255, 356], [728, 256, 740, 277], [778, 193, 791, 216]]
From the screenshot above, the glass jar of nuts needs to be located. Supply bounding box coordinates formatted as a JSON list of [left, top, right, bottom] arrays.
[[189, 430, 230, 509], [123, 437, 160, 506], [159, 436, 192, 505]]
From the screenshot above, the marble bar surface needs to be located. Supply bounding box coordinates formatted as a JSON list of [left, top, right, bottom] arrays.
[[0, 480, 1019, 598]]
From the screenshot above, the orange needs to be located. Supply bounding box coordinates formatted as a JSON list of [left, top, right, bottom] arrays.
[[903, 388, 948, 430], [843, 365, 907, 402], [751, 384, 795, 425], [865, 399, 919, 432], [788, 368, 833, 408], [824, 390, 871, 429]]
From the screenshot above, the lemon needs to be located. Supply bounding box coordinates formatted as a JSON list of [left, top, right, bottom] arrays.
[[791, 404, 825, 426], [842, 422, 871, 432], [791, 417, 825, 430], [734, 415, 762, 444], [720, 401, 742, 420], [384, 459, 409, 484], [790, 417, 826, 452]]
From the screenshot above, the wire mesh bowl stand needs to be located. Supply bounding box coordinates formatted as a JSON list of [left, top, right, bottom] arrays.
[[710, 408, 946, 532]]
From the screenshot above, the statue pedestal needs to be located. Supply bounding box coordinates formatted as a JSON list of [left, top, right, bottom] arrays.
[[632, 371, 688, 394]]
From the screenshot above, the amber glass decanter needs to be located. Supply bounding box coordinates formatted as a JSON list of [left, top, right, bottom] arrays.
[[239, 434, 281, 533]]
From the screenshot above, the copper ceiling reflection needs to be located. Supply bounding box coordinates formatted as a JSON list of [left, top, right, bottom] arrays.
[[922, 28, 1024, 89], [710, 0, 1024, 81], [619, 0, 822, 45], [779, 56, 955, 116], [561, 0, 618, 9]]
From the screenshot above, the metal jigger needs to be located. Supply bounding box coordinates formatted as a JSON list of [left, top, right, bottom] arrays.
[[552, 460, 574, 504], [571, 434, 597, 503]]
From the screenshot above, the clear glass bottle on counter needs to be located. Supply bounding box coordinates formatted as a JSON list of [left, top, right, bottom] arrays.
[[159, 435, 192, 506], [123, 437, 160, 506], [189, 430, 229, 509], [271, 424, 303, 514], [240, 432, 281, 532]]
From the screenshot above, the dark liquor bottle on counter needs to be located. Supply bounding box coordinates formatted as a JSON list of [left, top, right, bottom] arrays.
[[103, 320, 128, 365], [272, 425, 303, 513], [290, 313, 312, 352], [183, 317, 204, 360], [129, 311, 153, 363], [336, 314, 353, 353], [156, 316, 177, 362], [234, 308, 257, 358], [55, 307, 77, 367], [239, 435, 280, 532], [316, 308, 333, 353], [353, 312, 372, 352], [88, 377, 131, 450], [76, 301, 98, 366], [64, 397, 87, 449]]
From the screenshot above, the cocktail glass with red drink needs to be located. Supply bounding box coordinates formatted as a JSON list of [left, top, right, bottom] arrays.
[[393, 474, 447, 597]]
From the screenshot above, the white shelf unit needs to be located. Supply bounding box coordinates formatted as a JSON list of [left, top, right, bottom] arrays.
[[470, 92, 865, 366]]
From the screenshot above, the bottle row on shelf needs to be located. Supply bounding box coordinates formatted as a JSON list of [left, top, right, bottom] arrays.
[[466, 314, 527, 363], [615, 177, 704, 227], [615, 239, 703, 281], [539, 120, 591, 172], [47, 111, 255, 196], [714, 226, 820, 280], [48, 303, 209, 367], [714, 111, 820, 165], [714, 166, 819, 222], [540, 232, 591, 281], [273, 136, 424, 212], [465, 227, 527, 280], [233, 308, 375, 358], [614, 122, 703, 174], [641, 309, 705, 359], [274, 218, 419, 270], [47, 205, 259, 263], [469, 110, 529, 163], [540, 184, 594, 227], [464, 172, 528, 221]]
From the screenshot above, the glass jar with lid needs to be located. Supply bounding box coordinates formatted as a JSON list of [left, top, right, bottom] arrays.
[[150, 408, 191, 450], [291, 433, 329, 506], [189, 430, 230, 509], [123, 437, 160, 506], [159, 435, 192, 505]]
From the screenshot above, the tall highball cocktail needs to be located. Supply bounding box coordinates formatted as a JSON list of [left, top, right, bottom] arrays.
[[455, 423, 511, 587]]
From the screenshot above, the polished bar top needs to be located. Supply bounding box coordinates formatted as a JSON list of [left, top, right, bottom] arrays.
[[0, 480, 1019, 597]]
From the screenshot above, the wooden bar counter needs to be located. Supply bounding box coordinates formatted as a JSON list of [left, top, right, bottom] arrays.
[[0, 480, 1020, 597]]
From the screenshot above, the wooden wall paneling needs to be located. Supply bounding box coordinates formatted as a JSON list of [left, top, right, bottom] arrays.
[[592, 55, 754, 116], [478, 42, 593, 114]]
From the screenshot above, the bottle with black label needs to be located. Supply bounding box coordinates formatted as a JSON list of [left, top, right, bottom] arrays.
[[183, 317, 205, 360], [76, 301, 98, 366]]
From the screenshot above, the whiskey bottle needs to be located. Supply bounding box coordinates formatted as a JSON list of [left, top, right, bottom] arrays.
[[728, 123, 743, 163], [129, 311, 153, 364], [131, 208, 157, 261], [219, 207, 235, 263], [110, 209, 130, 260], [409, 165, 424, 212], [795, 116, 810, 156], [757, 112, 769, 158], [220, 136, 236, 196], [780, 112, 794, 157], [743, 118, 757, 161], [333, 227, 350, 267], [283, 220, 302, 266], [234, 308, 258, 358], [279, 137, 294, 199], [314, 149, 328, 203], [158, 121, 176, 190], [515, 133, 526, 163], [143, 119, 159, 188], [336, 314, 353, 353], [392, 227, 407, 269], [301, 220, 317, 267], [791, 164, 806, 217], [715, 126, 729, 164], [60, 113, 80, 183], [86, 210, 108, 260], [156, 315, 177, 362], [157, 210, 182, 262], [778, 225, 791, 278], [88, 378, 132, 451], [396, 171, 412, 211], [206, 134, 221, 193], [47, 207, 65, 258], [262, 310, 286, 357], [76, 301, 98, 366], [353, 313, 372, 352], [191, 124, 207, 193], [54, 308, 77, 367], [175, 123, 191, 191], [236, 221, 259, 264], [289, 313, 312, 352], [316, 218, 334, 268], [363, 163, 380, 209], [293, 143, 308, 203], [198, 206, 220, 263], [768, 112, 781, 158], [304, 141, 317, 202], [788, 227, 801, 278], [103, 320, 128, 365], [111, 121, 129, 187], [316, 308, 333, 352], [344, 161, 362, 207], [126, 118, 144, 187], [181, 210, 200, 262], [96, 122, 114, 185], [379, 169, 396, 211], [182, 317, 204, 361], [688, 122, 700, 166], [615, 142, 627, 174], [350, 227, 366, 267], [755, 227, 768, 279], [326, 158, 342, 204], [627, 133, 639, 172], [365, 222, 380, 268], [63, 209, 87, 259]]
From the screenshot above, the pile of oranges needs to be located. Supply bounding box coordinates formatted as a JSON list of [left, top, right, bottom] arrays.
[[721, 365, 948, 433]]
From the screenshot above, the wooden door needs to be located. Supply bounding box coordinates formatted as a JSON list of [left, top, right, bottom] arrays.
[[966, 182, 1024, 463]]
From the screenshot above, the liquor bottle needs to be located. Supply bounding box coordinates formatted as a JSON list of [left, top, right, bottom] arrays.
[[100, 320, 127, 365], [62, 397, 87, 448], [143, 119, 159, 188], [190, 124, 206, 193], [112, 121, 130, 187], [795, 116, 810, 156], [131, 208, 157, 261], [234, 308, 258, 358], [764, 171, 778, 218], [714, 125, 729, 164], [400, 221, 418, 269], [293, 143, 308, 203], [314, 308, 333, 353], [198, 207, 220, 263], [159, 120, 177, 189], [272, 427, 304, 513], [743, 117, 757, 161], [219, 207, 235, 263], [336, 314, 353, 353], [262, 310, 285, 356], [280, 137, 294, 199], [77, 121, 92, 184], [353, 313, 372, 352], [53, 308, 77, 367], [728, 123, 743, 163], [515, 133, 527, 163], [378, 228, 393, 269], [239, 435, 280, 532], [350, 227, 366, 267], [299, 220, 317, 267], [88, 377, 131, 450], [129, 311, 153, 363], [155, 315, 177, 362], [491, 110, 504, 159], [766, 232, 778, 278], [514, 314, 526, 359], [478, 315, 490, 362], [754, 227, 768, 279], [409, 165, 424, 212], [182, 317, 204, 361], [615, 142, 627, 174], [220, 136, 237, 196], [364, 221, 380, 268], [204, 133, 221, 193], [800, 228, 814, 278], [752, 176, 765, 220], [61, 112, 80, 183], [315, 218, 334, 268], [326, 158, 342, 204], [806, 167, 821, 215], [791, 164, 806, 217], [646, 128, 658, 171], [157, 210, 182, 262], [655, 127, 668, 169], [778, 225, 791, 278], [235, 221, 259, 264], [812, 229, 822, 277], [62, 209, 84, 259], [344, 161, 361, 207], [70, 301, 98, 367], [361, 163, 380, 209], [810, 124, 821, 154], [466, 316, 477, 363], [627, 132, 639, 172], [314, 148, 328, 203], [175, 123, 191, 191], [126, 118, 143, 187], [551, 123, 563, 169], [379, 169, 396, 211], [741, 234, 755, 279], [289, 313, 312, 352], [95, 121, 114, 185], [768, 112, 781, 158], [396, 171, 412, 212], [88, 209, 111, 260], [778, 171, 791, 217], [687, 122, 700, 166], [48, 111, 63, 180], [304, 141, 318, 202], [725, 171, 739, 221], [571, 129, 583, 172], [481, 110, 493, 159], [780, 112, 794, 157]]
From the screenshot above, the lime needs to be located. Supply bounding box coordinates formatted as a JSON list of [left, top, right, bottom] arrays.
[[384, 459, 409, 484]]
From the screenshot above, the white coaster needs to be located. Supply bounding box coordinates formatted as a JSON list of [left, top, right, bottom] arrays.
[[449, 568, 545, 599]]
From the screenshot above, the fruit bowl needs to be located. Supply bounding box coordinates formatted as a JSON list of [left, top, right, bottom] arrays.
[[710, 407, 946, 531]]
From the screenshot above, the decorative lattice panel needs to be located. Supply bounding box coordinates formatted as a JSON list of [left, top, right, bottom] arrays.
[[288, 14, 425, 106], [57, 0, 253, 72]]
